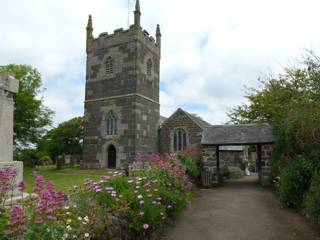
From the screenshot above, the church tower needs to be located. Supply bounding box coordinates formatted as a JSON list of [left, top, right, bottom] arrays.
[[82, 0, 161, 168]]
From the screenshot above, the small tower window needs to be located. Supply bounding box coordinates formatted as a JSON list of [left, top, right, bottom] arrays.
[[173, 128, 187, 151], [106, 56, 114, 74], [106, 111, 117, 135], [147, 59, 152, 76]]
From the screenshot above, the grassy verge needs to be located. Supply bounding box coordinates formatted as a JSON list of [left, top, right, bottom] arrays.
[[23, 165, 110, 193]]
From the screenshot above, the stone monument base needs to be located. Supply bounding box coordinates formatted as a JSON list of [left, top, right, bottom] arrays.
[[0, 161, 23, 195]]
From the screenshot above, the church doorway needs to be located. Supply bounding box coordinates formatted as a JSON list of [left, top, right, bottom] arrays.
[[107, 145, 116, 168]]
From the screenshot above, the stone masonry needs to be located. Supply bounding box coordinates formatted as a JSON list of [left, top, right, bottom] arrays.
[[159, 108, 204, 154], [0, 73, 23, 194], [260, 144, 272, 185], [201, 145, 218, 184], [82, 0, 161, 168]]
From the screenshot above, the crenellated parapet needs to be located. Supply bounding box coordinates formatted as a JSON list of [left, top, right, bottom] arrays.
[[87, 23, 161, 58], [86, 0, 161, 57]]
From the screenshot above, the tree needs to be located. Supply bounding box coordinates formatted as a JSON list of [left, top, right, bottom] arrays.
[[38, 117, 84, 159], [228, 51, 320, 176], [0, 64, 53, 148]]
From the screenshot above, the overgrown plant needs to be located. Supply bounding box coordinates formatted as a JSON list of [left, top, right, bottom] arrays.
[[0, 152, 194, 240]]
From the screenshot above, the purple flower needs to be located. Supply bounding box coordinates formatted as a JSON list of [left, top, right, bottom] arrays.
[[18, 181, 26, 191], [143, 223, 149, 230], [34, 217, 43, 224]]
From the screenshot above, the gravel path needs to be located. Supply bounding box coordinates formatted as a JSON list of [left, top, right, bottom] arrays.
[[165, 176, 320, 240]]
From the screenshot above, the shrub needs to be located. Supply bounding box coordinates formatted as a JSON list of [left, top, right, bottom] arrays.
[[178, 154, 201, 180], [38, 155, 52, 166], [304, 171, 320, 223], [219, 165, 229, 181], [228, 166, 243, 179], [278, 158, 313, 209], [1, 152, 193, 240]]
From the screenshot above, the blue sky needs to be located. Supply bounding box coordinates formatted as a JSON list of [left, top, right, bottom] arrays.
[[1, 0, 320, 126]]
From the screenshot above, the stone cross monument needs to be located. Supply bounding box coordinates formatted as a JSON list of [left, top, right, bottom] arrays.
[[0, 73, 23, 193]]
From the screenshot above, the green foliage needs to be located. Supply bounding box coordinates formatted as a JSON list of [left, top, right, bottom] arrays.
[[38, 156, 52, 166], [179, 155, 200, 179], [38, 117, 84, 159], [15, 148, 39, 166], [66, 167, 191, 239], [0, 209, 9, 240], [227, 166, 243, 179], [228, 51, 320, 213], [0, 64, 53, 148], [278, 158, 312, 209], [219, 165, 230, 181], [304, 171, 320, 223]]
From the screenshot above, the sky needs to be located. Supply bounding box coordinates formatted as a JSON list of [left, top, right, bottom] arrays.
[[1, 0, 320, 126]]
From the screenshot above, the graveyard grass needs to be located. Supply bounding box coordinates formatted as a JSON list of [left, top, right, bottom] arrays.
[[23, 165, 108, 192]]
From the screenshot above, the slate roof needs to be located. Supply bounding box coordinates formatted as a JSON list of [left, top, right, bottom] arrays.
[[159, 115, 167, 125], [201, 124, 273, 145], [180, 109, 212, 128]]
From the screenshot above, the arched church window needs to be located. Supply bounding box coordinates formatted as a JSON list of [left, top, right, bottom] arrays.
[[106, 56, 114, 74], [173, 128, 187, 151], [106, 111, 117, 135], [147, 59, 152, 76]]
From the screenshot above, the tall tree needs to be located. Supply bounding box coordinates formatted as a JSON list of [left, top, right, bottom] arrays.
[[0, 64, 53, 148], [38, 117, 84, 158], [228, 51, 320, 174]]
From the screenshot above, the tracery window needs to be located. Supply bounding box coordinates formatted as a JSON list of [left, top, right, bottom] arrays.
[[173, 128, 187, 151], [106, 56, 114, 74], [147, 59, 152, 76], [106, 111, 117, 135]]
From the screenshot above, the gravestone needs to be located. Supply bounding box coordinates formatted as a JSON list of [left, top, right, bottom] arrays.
[[0, 73, 23, 194]]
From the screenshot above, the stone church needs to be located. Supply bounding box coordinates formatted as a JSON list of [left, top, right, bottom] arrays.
[[82, 0, 273, 185]]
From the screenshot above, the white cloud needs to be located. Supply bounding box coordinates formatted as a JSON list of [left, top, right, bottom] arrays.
[[1, 0, 320, 125]]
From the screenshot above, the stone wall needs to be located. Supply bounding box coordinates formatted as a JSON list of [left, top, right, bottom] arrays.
[[260, 144, 272, 185], [201, 145, 218, 185], [159, 109, 202, 153], [219, 151, 243, 167]]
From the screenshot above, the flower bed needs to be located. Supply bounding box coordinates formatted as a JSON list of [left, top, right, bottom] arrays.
[[0, 152, 195, 240]]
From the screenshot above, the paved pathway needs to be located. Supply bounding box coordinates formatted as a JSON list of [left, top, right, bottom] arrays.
[[165, 176, 319, 240]]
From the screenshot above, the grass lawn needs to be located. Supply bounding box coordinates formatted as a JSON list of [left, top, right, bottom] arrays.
[[23, 165, 112, 193]]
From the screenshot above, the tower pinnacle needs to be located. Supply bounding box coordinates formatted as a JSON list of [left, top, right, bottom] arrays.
[[86, 15, 94, 53], [156, 24, 161, 49], [134, 0, 141, 27]]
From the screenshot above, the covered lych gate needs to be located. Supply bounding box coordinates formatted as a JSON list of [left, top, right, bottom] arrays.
[[200, 124, 273, 186]]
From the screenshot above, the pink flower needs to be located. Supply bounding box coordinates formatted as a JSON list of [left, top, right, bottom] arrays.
[[18, 181, 26, 191], [46, 215, 57, 221], [143, 223, 149, 230], [134, 152, 143, 162], [4, 205, 27, 238], [33, 175, 46, 193], [34, 217, 43, 224]]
